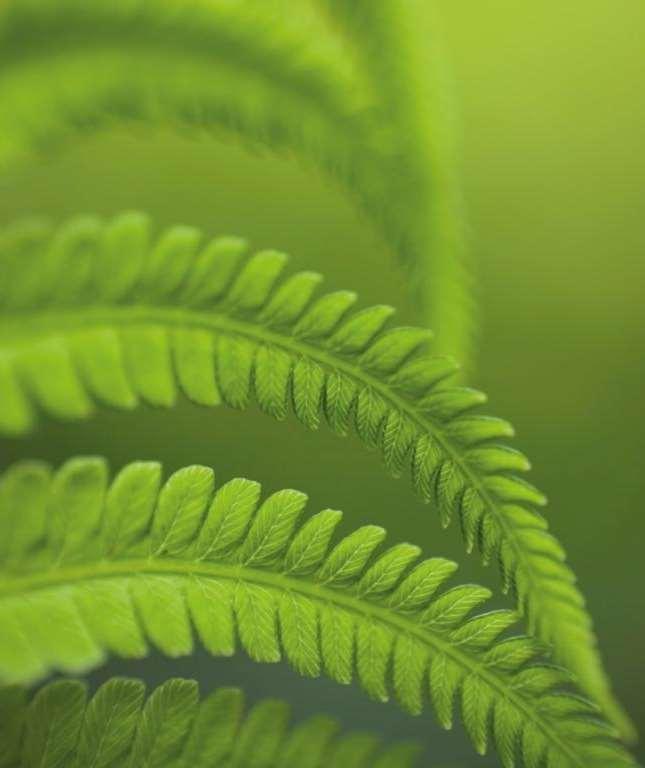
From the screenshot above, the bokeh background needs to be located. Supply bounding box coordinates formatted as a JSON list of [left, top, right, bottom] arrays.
[[1, 1, 643, 762]]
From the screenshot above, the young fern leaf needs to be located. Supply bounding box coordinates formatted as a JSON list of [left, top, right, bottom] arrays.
[[0, 458, 636, 768], [0, 211, 630, 738], [0, 675, 422, 768], [0, 0, 470, 358]]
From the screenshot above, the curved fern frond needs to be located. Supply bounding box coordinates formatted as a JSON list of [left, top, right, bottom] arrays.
[[0, 458, 636, 768], [0, 0, 371, 175], [0, 0, 470, 359], [321, 0, 470, 363], [0, 675, 422, 768], [0, 212, 629, 737]]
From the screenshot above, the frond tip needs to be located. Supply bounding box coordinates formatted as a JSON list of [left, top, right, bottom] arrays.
[[0, 676, 422, 767], [0, 457, 636, 768], [0, 211, 633, 739]]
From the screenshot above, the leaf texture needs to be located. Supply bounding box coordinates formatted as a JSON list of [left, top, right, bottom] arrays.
[[0, 676, 422, 768], [0, 211, 629, 738], [0, 458, 635, 768]]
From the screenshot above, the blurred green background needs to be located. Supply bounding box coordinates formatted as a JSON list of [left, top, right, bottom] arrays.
[[1, 0, 643, 761]]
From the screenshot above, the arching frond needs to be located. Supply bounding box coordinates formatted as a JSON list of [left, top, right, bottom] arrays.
[[0, 212, 628, 736], [0, 0, 370, 169], [321, 0, 470, 363], [0, 457, 635, 768], [0, 0, 470, 359], [0, 675, 422, 768]]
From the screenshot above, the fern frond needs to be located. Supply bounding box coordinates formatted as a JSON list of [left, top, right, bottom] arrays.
[[0, 458, 636, 768], [0, 212, 628, 737], [0, 0, 470, 359], [0, 0, 373, 184], [0, 675, 422, 768], [321, 0, 470, 363]]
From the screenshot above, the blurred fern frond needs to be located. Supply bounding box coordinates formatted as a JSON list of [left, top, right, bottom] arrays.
[[0, 675, 422, 768], [0, 0, 469, 360], [322, 0, 471, 363]]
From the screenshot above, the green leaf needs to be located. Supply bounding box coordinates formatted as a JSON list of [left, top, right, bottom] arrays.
[[230, 698, 289, 767], [429, 654, 463, 730], [196, 478, 261, 559], [235, 584, 281, 663], [171, 329, 220, 407], [327, 732, 380, 768], [330, 305, 395, 353], [259, 272, 323, 327], [389, 558, 458, 611], [422, 585, 492, 631], [140, 226, 200, 300], [97, 212, 149, 301], [292, 358, 325, 429], [317, 525, 386, 585], [393, 634, 429, 715], [216, 335, 255, 409], [238, 489, 307, 566], [102, 461, 162, 556], [120, 326, 175, 407], [255, 346, 293, 420], [180, 236, 247, 306], [22, 680, 87, 768], [279, 592, 320, 677], [356, 620, 393, 701], [227, 251, 287, 311], [74, 678, 145, 768], [131, 577, 192, 658], [358, 543, 421, 597], [280, 714, 338, 768], [150, 466, 214, 556], [283, 509, 343, 575], [0, 461, 51, 562], [360, 327, 432, 373], [180, 687, 243, 767], [185, 578, 235, 658], [126, 679, 198, 768], [294, 291, 356, 339], [48, 457, 107, 561], [461, 674, 494, 754]]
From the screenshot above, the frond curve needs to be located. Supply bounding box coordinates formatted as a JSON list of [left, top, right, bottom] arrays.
[[321, 0, 470, 363], [0, 0, 470, 360], [0, 457, 636, 768], [0, 211, 628, 736], [0, 0, 370, 170], [0, 675, 422, 767]]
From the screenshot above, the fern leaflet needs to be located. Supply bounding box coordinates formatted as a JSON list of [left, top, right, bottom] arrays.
[[0, 457, 635, 768], [0, 675, 422, 768], [0, 211, 629, 736]]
